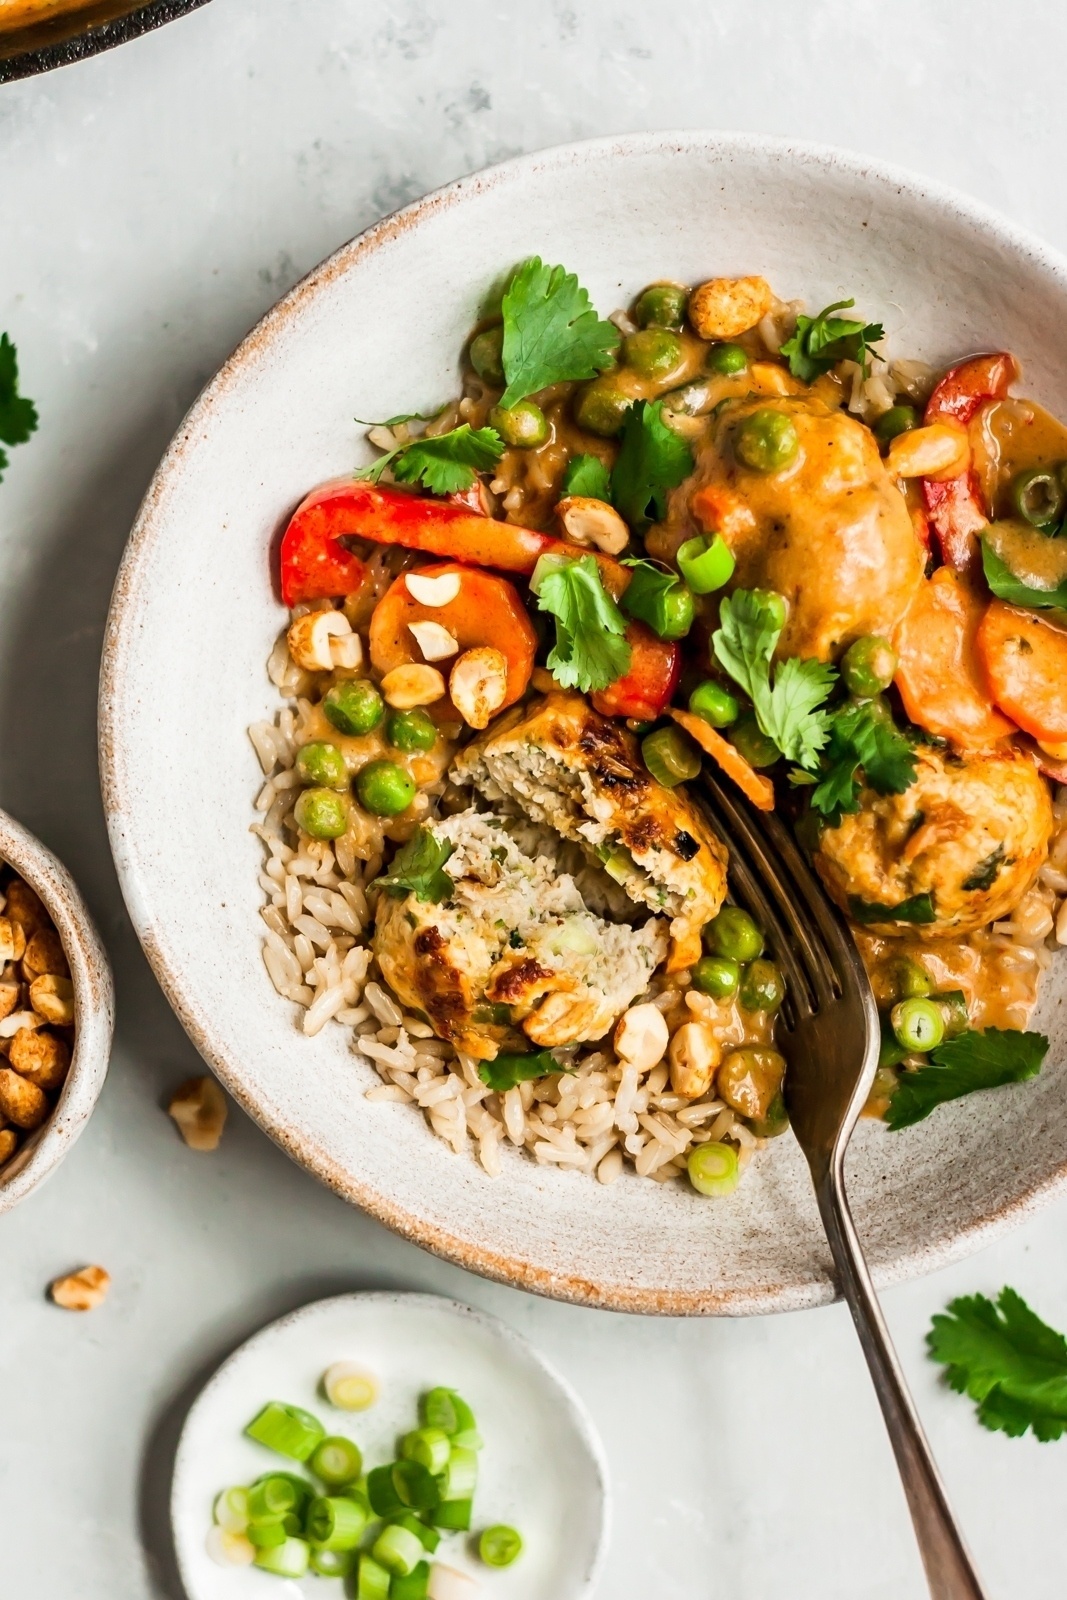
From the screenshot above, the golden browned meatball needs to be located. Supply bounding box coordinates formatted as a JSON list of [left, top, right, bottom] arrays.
[[673, 396, 925, 660], [814, 745, 1053, 938]]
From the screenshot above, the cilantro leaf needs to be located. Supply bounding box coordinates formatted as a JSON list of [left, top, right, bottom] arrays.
[[499, 257, 619, 409], [885, 1027, 1048, 1131], [477, 1048, 563, 1092], [927, 1287, 1067, 1441], [712, 589, 835, 770], [780, 299, 885, 383], [810, 702, 918, 819], [562, 453, 613, 502], [353, 408, 445, 427], [356, 424, 504, 495], [372, 827, 455, 903], [530, 552, 631, 693], [0, 334, 38, 482], [611, 400, 694, 530]]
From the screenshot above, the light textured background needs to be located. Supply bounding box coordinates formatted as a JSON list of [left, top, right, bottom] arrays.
[[1, 3, 1066, 1596]]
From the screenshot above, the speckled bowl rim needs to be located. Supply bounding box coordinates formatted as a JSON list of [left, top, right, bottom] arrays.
[[0, 807, 114, 1211], [100, 130, 1067, 1314]]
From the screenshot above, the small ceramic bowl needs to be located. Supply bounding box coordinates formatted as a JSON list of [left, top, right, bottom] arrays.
[[0, 807, 113, 1212]]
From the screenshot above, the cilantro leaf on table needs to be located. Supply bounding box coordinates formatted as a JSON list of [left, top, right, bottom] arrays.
[[780, 299, 885, 383], [809, 702, 917, 819], [562, 453, 613, 502], [499, 257, 620, 409], [712, 589, 836, 770], [355, 423, 504, 495], [611, 400, 694, 530], [927, 1287, 1067, 1441], [478, 1048, 563, 1092], [530, 552, 631, 693], [354, 408, 445, 427], [0, 333, 38, 483], [372, 827, 455, 903], [885, 1027, 1048, 1131]]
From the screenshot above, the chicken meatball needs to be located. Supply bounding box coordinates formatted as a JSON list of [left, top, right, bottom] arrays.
[[814, 745, 1053, 938], [668, 395, 925, 660]]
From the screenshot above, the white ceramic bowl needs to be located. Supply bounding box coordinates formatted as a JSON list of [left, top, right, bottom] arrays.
[[171, 1292, 609, 1600], [100, 131, 1067, 1313], [0, 806, 113, 1211]]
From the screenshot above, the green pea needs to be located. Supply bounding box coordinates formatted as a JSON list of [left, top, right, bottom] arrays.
[[705, 906, 764, 964], [873, 404, 918, 447], [705, 342, 748, 377], [323, 679, 384, 737], [748, 1090, 789, 1139], [355, 760, 416, 817], [1009, 464, 1067, 530], [573, 376, 633, 439], [634, 282, 689, 331], [730, 712, 780, 769], [841, 635, 898, 698], [734, 408, 799, 474], [692, 955, 740, 1001], [469, 325, 505, 386], [294, 788, 349, 840], [749, 587, 788, 633], [295, 741, 348, 789], [489, 401, 549, 449], [622, 328, 684, 382], [739, 958, 785, 1015], [688, 680, 739, 728], [891, 997, 945, 1053], [386, 710, 437, 752]]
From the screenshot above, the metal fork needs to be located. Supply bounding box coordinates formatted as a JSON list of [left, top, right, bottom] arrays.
[[698, 769, 987, 1600]]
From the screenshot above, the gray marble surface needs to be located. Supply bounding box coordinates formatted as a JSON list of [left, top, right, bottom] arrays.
[[2, 2, 1066, 1595]]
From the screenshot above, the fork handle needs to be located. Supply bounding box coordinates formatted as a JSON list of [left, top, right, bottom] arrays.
[[813, 1156, 988, 1600]]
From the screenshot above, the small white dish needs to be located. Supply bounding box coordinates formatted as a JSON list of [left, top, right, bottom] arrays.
[[171, 1292, 610, 1600]]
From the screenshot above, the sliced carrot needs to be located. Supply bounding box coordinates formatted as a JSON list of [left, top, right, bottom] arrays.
[[976, 601, 1067, 744], [668, 708, 775, 811], [369, 563, 537, 710], [894, 568, 1016, 748]]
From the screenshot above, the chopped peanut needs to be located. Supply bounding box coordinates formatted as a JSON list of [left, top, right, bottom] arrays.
[[449, 647, 508, 730], [168, 1075, 228, 1151], [668, 1021, 721, 1098], [10, 1028, 70, 1091], [556, 496, 630, 556], [23, 926, 68, 980], [5, 880, 44, 936], [0, 1009, 42, 1039], [408, 620, 460, 661], [405, 570, 461, 608], [688, 276, 773, 341], [28, 974, 75, 1026], [614, 1003, 669, 1072], [0, 1066, 48, 1128], [287, 608, 362, 673], [0, 917, 26, 965], [886, 421, 970, 481], [0, 981, 20, 1021], [50, 1264, 110, 1312], [381, 664, 446, 709], [0, 1127, 18, 1165]]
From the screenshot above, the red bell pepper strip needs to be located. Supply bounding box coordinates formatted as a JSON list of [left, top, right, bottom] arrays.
[[279, 496, 368, 608], [591, 620, 680, 721], [921, 352, 1018, 574]]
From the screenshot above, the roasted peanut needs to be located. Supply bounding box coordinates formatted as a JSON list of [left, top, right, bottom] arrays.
[[50, 1264, 111, 1312], [0, 981, 20, 1021], [614, 1003, 670, 1072], [29, 974, 75, 1026], [168, 1075, 228, 1151], [556, 496, 630, 556], [405, 570, 461, 608], [408, 620, 460, 661], [10, 1028, 70, 1092], [0, 917, 26, 965], [23, 926, 68, 980], [380, 663, 446, 709], [5, 879, 43, 936], [287, 609, 362, 672], [668, 1021, 721, 1098], [689, 276, 773, 341], [449, 647, 508, 730], [0, 1127, 18, 1165], [0, 1066, 48, 1128]]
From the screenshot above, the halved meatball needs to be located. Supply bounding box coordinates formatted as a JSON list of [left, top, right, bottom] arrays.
[[814, 744, 1053, 938], [451, 692, 729, 970], [373, 809, 667, 1060]]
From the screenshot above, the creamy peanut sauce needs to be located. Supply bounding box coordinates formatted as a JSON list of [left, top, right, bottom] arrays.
[[985, 519, 1067, 590]]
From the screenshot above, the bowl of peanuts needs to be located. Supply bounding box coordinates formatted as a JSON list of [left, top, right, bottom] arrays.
[[0, 807, 113, 1211]]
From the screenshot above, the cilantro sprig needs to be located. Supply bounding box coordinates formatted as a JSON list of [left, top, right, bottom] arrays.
[[355, 423, 504, 496], [886, 1027, 1048, 1131], [530, 551, 631, 694], [780, 299, 884, 383], [499, 257, 620, 409], [809, 702, 917, 819], [928, 1287, 1067, 1441], [712, 589, 835, 771], [611, 400, 694, 530], [562, 453, 613, 502], [0, 334, 38, 483], [372, 827, 455, 903]]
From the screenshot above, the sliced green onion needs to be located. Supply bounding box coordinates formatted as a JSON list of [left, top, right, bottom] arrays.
[[253, 1535, 310, 1578], [246, 1518, 289, 1549], [309, 1433, 363, 1487], [247, 1474, 300, 1522], [936, 988, 970, 1039], [891, 997, 944, 1052], [418, 1388, 467, 1434], [323, 1361, 380, 1412], [205, 1525, 256, 1567], [677, 533, 735, 594], [213, 1486, 250, 1534], [392, 1458, 441, 1511], [388, 1512, 441, 1554], [245, 1400, 325, 1463], [373, 1521, 426, 1577], [356, 1552, 393, 1600], [310, 1546, 356, 1578], [687, 1141, 740, 1197], [439, 1445, 478, 1501], [366, 1464, 405, 1517], [641, 726, 700, 788], [430, 1497, 473, 1531], [1010, 464, 1067, 529], [478, 1524, 524, 1567], [400, 1427, 451, 1476], [306, 1493, 368, 1550], [391, 1561, 432, 1600]]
